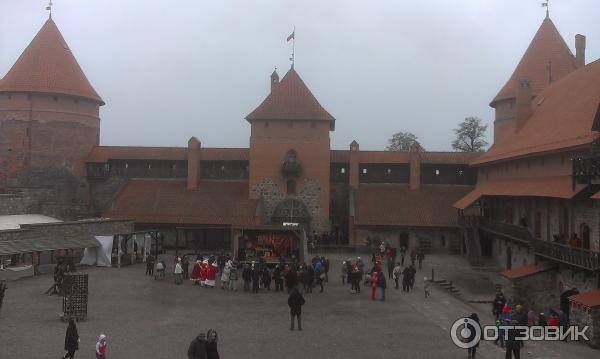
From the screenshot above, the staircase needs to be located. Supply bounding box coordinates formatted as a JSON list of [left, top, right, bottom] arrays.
[[432, 278, 462, 297]]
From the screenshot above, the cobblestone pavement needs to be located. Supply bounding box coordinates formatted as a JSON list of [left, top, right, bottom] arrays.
[[0, 253, 597, 359]]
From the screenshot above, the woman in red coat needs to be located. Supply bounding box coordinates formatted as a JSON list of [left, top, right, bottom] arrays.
[[190, 259, 201, 285], [200, 259, 208, 286], [205, 262, 218, 288], [371, 270, 378, 300]]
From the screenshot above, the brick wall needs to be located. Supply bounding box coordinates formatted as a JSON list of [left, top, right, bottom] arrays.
[[0, 194, 37, 215]]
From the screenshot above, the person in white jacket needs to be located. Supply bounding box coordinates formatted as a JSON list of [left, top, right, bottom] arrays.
[[174, 258, 183, 285]]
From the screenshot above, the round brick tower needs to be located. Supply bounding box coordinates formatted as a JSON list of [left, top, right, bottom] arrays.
[[0, 17, 104, 190]]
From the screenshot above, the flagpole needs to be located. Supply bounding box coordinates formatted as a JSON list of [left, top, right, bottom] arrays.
[[292, 26, 295, 69]]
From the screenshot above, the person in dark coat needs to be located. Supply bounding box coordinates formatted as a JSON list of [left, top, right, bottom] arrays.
[[285, 268, 298, 293], [242, 263, 251, 292], [146, 255, 154, 276], [288, 287, 305, 331], [62, 318, 79, 359], [377, 270, 387, 301], [251, 264, 260, 293], [187, 333, 208, 359], [492, 291, 507, 319], [305, 265, 315, 293], [206, 329, 219, 359], [466, 313, 481, 359], [273, 265, 283, 292], [261, 267, 272, 291], [505, 320, 521, 359], [401, 266, 412, 292]]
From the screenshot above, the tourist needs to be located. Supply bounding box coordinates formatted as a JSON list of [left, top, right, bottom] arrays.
[[191, 258, 201, 285], [146, 255, 154, 276], [410, 249, 417, 267], [95, 334, 107, 359], [182, 255, 190, 280], [322, 256, 330, 283], [494, 318, 505, 348], [409, 264, 416, 289], [492, 291, 507, 319], [155, 260, 165, 280], [400, 246, 407, 265], [288, 286, 305, 331], [217, 254, 226, 276], [228, 260, 238, 291], [377, 269, 386, 301], [548, 310, 559, 327], [423, 276, 430, 298], [351, 264, 361, 294], [220, 259, 231, 290], [285, 266, 297, 294], [206, 329, 219, 359], [261, 266, 272, 291], [401, 266, 412, 292], [187, 332, 207, 359], [392, 262, 401, 290], [501, 303, 511, 321], [417, 251, 425, 269], [273, 265, 283, 292], [527, 308, 536, 326], [386, 253, 394, 279], [251, 263, 260, 293], [174, 258, 183, 285], [242, 263, 251, 292], [370, 270, 378, 300], [305, 264, 314, 293], [341, 261, 347, 284], [466, 313, 480, 359], [62, 318, 79, 359], [356, 256, 365, 272], [315, 264, 324, 293], [205, 261, 218, 289], [504, 320, 521, 359], [537, 312, 547, 326], [392, 247, 397, 266], [379, 241, 386, 256], [200, 258, 208, 287]]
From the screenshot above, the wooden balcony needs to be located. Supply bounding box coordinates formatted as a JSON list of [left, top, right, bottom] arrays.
[[533, 239, 600, 271], [572, 153, 600, 189]]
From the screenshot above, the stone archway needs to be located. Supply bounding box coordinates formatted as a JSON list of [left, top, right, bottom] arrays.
[[272, 198, 311, 226]]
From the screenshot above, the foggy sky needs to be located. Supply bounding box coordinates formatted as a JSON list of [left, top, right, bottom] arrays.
[[1, 0, 599, 151]]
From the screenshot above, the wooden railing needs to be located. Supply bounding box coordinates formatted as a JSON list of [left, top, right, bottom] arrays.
[[533, 239, 600, 271]]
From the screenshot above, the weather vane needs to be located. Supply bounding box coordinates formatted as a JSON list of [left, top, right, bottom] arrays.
[[541, 0, 550, 18], [46, 0, 53, 18]]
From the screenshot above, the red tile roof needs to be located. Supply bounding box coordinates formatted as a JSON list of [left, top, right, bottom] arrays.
[[591, 191, 600, 200], [106, 179, 258, 225], [246, 68, 335, 126], [453, 176, 585, 209], [0, 18, 103, 104], [569, 290, 600, 308], [474, 59, 600, 165], [491, 17, 576, 106], [86, 146, 249, 163], [500, 264, 553, 279], [354, 184, 473, 227]]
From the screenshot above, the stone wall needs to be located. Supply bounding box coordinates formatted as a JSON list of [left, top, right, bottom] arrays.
[[569, 305, 600, 348], [491, 238, 535, 271], [88, 177, 129, 216], [251, 177, 330, 233], [0, 194, 37, 215], [499, 270, 558, 313]]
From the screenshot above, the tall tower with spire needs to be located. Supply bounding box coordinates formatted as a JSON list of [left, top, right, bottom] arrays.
[[245, 67, 335, 232], [0, 17, 104, 191], [490, 15, 584, 144]]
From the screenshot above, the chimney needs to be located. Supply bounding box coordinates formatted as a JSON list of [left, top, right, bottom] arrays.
[[515, 78, 532, 132], [575, 34, 586, 69], [270, 69, 279, 93], [187, 137, 201, 190], [409, 143, 421, 190], [349, 140, 360, 189]]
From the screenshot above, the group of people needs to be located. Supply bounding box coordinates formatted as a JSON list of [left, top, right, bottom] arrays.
[[44, 260, 76, 296], [187, 329, 220, 359], [58, 318, 107, 359]]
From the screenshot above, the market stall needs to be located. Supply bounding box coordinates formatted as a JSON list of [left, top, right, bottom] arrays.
[[233, 225, 306, 264]]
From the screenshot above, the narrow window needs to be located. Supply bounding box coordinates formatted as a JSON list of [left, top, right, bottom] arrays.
[[435, 169, 440, 176], [362, 168, 367, 174], [287, 180, 296, 195], [387, 168, 392, 175], [340, 168, 346, 174]]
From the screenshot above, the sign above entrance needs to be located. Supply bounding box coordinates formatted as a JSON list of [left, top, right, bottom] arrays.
[[283, 222, 299, 227]]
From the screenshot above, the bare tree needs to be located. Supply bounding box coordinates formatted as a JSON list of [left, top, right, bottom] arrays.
[[452, 117, 488, 152], [386, 131, 423, 151]]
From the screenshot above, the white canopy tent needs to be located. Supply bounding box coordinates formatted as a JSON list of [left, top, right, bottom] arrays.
[[80, 236, 113, 267]]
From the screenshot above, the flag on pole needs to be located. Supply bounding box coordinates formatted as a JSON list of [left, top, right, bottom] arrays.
[[287, 31, 295, 42]]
